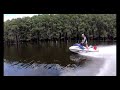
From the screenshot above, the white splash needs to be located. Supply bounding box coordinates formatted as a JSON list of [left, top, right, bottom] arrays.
[[60, 45, 116, 76], [96, 45, 116, 76]]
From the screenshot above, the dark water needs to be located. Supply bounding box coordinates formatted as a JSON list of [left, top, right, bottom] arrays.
[[4, 41, 116, 76]]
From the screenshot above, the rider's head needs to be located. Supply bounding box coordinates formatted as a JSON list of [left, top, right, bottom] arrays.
[[82, 34, 85, 37]]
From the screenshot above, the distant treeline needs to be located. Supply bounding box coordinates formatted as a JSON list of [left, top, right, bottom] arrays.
[[4, 14, 116, 44]]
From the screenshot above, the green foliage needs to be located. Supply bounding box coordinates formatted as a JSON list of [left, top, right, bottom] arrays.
[[4, 14, 116, 43]]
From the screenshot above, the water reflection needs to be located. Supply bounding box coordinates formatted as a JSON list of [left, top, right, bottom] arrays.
[[4, 60, 81, 76], [4, 42, 75, 67], [4, 52, 105, 76], [4, 41, 116, 76], [69, 53, 87, 66]]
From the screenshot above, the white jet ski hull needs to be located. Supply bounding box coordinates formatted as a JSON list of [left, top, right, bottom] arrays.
[[69, 46, 99, 53]]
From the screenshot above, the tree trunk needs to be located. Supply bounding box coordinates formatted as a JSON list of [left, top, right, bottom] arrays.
[[98, 30, 100, 40], [15, 35, 18, 44], [59, 32, 61, 41], [66, 32, 67, 41], [92, 29, 94, 40]]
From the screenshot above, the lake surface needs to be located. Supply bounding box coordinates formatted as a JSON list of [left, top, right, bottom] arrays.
[[4, 41, 116, 76]]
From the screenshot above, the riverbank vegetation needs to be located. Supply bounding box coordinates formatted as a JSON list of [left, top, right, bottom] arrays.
[[4, 14, 116, 44]]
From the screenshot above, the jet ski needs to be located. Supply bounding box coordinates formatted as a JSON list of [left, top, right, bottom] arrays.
[[69, 43, 99, 53]]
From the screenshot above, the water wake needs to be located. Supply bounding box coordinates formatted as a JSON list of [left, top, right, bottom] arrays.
[[60, 45, 116, 76]]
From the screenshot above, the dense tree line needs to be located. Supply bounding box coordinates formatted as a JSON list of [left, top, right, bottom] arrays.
[[4, 14, 116, 44]]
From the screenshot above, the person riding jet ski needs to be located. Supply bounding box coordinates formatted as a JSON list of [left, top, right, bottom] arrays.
[[81, 34, 89, 51]]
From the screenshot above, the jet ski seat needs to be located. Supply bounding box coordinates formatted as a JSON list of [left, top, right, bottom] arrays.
[[73, 43, 85, 49]]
